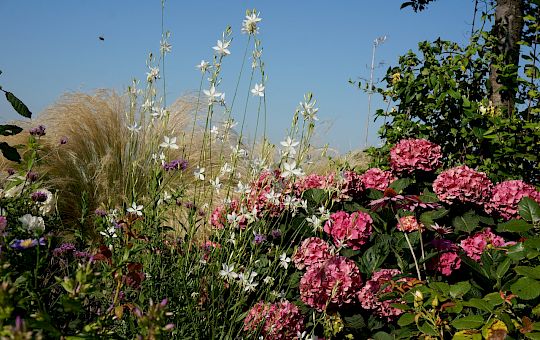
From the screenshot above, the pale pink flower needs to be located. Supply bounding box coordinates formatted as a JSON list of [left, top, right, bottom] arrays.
[[390, 138, 442, 173]]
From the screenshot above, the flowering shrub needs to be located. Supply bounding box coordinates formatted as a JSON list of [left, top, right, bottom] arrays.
[[357, 269, 408, 320], [360, 168, 397, 191], [433, 165, 493, 205], [293, 237, 333, 270], [243, 300, 304, 339], [323, 211, 373, 249], [459, 228, 511, 261], [389, 138, 442, 173], [486, 180, 540, 220]]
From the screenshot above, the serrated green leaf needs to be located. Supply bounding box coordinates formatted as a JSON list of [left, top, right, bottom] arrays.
[[453, 211, 480, 233], [519, 197, 540, 223], [0, 124, 23, 136], [496, 258, 511, 279], [418, 321, 439, 336], [450, 281, 471, 298], [463, 298, 493, 313], [497, 219, 533, 233], [511, 277, 540, 300], [5, 91, 32, 118], [451, 315, 484, 329]]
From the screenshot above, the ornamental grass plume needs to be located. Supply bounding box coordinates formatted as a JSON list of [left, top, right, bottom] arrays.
[[486, 180, 540, 220]]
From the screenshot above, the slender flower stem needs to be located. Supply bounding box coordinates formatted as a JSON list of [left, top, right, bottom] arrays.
[[404, 232, 422, 281]]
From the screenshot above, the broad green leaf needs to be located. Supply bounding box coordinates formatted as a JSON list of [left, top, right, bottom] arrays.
[[0, 142, 21, 162], [453, 211, 480, 234], [495, 258, 512, 279], [420, 208, 449, 227], [450, 281, 471, 298], [344, 314, 365, 329], [463, 298, 492, 313], [519, 197, 540, 223], [0, 124, 23, 136], [373, 331, 393, 340], [497, 219, 533, 233], [451, 315, 484, 329], [452, 330, 482, 340], [515, 266, 540, 280], [5, 91, 32, 118], [397, 313, 414, 326], [511, 277, 540, 300], [526, 333, 540, 340], [389, 178, 413, 193], [418, 322, 439, 336]]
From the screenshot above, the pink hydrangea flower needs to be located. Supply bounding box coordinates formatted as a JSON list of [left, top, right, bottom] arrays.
[[361, 168, 397, 191], [293, 237, 333, 270], [299, 256, 363, 311], [396, 215, 423, 232], [210, 205, 226, 229], [433, 165, 493, 205], [357, 269, 407, 320], [294, 173, 336, 195], [432, 252, 461, 276], [486, 180, 540, 220], [324, 211, 373, 249], [244, 300, 304, 340], [459, 228, 512, 261], [337, 170, 364, 200], [246, 170, 291, 217], [390, 138, 442, 173]]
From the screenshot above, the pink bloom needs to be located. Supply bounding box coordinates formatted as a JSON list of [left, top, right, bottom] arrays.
[[396, 216, 423, 232], [294, 173, 336, 195], [428, 241, 461, 276], [361, 168, 397, 191], [357, 269, 408, 320], [459, 228, 512, 262], [338, 170, 364, 200], [390, 138, 442, 174], [293, 237, 333, 270], [246, 170, 291, 217], [324, 211, 373, 250], [433, 165, 493, 205], [486, 180, 540, 220], [299, 256, 363, 311], [210, 205, 226, 229], [244, 300, 304, 339]]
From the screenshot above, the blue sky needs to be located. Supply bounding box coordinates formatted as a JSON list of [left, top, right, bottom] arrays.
[[0, 1, 477, 152]]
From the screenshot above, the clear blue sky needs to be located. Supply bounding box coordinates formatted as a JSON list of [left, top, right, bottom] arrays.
[[0, 0, 477, 152]]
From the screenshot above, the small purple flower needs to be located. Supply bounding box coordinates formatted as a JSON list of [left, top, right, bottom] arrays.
[[162, 158, 188, 172], [10, 238, 40, 250], [29, 125, 46, 137], [0, 216, 7, 231], [183, 202, 196, 210], [160, 298, 168, 307], [31, 191, 48, 202], [26, 171, 38, 182], [253, 233, 266, 245], [94, 208, 107, 217], [60, 136, 68, 145], [53, 243, 76, 256], [164, 323, 175, 331], [6, 168, 15, 176], [74, 250, 92, 258], [270, 229, 282, 239]]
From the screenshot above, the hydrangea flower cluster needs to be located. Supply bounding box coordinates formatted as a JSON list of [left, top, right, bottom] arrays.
[[360, 168, 397, 191], [459, 228, 512, 261], [429, 239, 461, 276], [396, 216, 423, 233], [486, 180, 540, 220], [293, 237, 333, 270], [324, 211, 373, 250], [338, 170, 364, 200], [294, 173, 335, 195], [299, 256, 363, 311], [246, 170, 289, 217], [389, 138, 442, 173], [243, 300, 304, 339], [433, 165, 493, 205], [357, 269, 406, 320]]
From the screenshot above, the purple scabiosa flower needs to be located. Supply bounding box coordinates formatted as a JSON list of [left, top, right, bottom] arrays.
[[74, 250, 92, 259], [271, 229, 282, 239], [162, 158, 188, 171], [53, 243, 76, 256], [60, 136, 68, 145], [26, 171, 38, 182], [253, 233, 266, 245], [94, 208, 107, 217], [29, 125, 46, 137], [31, 191, 48, 203], [6, 168, 15, 176]]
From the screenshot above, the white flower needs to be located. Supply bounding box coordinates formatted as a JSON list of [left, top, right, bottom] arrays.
[[263, 276, 274, 285], [265, 189, 281, 205], [280, 137, 299, 157], [239, 271, 258, 292], [146, 67, 160, 82], [227, 232, 236, 246], [159, 136, 179, 150], [231, 145, 248, 158], [160, 39, 172, 54], [127, 122, 142, 133], [210, 125, 219, 136], [235, 182, 250, 195], [242, 11, 262, 35], [279, 253, 291, 269], [194, 167, 205, 181], [281, 162, 304, 178], [213, 39, 231, 56], [196, 60, 210, 73], [152, 152, 166, 165], [227, 212, 241, 227], [19, 214, 45, 235], [318, 206, 330, 220], [203, 85, 223, 105], [220, 163, 233, 175], [210, 177, 222, 193], [99, 225, 118, 239], [219, 263, 238, 281], [151, 107, 167, 120], [306, 215, 322, 232], [142, 99, 154, 111], [300, 100, 319, 121], [250, 83, 265, 97], [127, 202, 143, 216]]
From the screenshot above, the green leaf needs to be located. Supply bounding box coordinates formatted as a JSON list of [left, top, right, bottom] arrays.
[[418, 322, 440, 336], [452, 330, 482, 340], [0, 124, 23, 136], [511, 277, 540, 300], [344, 314, 365, 329], [519, 197, 540, 223], [420, 208, 449, 227], [453, 211, 481, 233], [450, 281, 471, 298], [451, 315, 485, 329], [389, 178, 413, 193], [515, 266, 540, 280], [495, 258, 512, 279], [507, 242, 528, 261], [497, 219, 533, 233], [463, 298, 493, 313], [397, 313, 415, 326], [0, 142, 21, 162], [5, 91, 32, 118], [372, 331, 393, 340], [526, 333, 540, 340]]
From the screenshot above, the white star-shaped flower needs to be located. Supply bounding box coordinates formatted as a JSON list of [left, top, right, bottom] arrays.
[[250, 83, 265, 97], [281, 162, 304, 178], [219, 263, 238, 281], [127, 122, 142, 133], [242, 11, 262, 35], [210, 177, 222, 193], [203, 85, 223, 105], [159, 136, 179, 150], [194, 167, 205, 181], [213, 40, 231, 56], [127, 202, 143, 216], [279, 253, 291, 269], [196, 60, 210, 73]]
